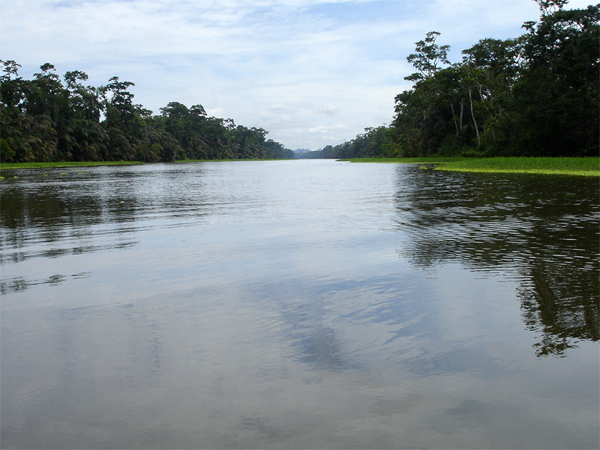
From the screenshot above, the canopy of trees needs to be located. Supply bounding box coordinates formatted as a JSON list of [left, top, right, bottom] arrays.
[[301, 1, 599, 159], [0, 64, 294, 163]]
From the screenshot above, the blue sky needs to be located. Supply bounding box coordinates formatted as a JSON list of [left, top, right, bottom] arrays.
[[0, 0, 592, 150]]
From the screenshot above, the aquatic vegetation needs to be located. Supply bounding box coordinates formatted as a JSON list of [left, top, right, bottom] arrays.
[[344, 157, 600, 176], [436, 157, 599, 176]]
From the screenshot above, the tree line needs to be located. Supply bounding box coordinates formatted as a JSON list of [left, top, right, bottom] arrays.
[[0, 63, 294, 163], [299, 0, 599, 159]]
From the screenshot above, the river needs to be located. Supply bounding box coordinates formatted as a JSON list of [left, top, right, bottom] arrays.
[[1, 160, 598, 449]]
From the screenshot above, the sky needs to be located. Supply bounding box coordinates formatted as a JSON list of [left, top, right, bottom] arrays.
[[0, 0, 593, 150]]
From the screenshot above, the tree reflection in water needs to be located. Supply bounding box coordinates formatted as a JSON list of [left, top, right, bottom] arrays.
[[395, 166, 599, 357]]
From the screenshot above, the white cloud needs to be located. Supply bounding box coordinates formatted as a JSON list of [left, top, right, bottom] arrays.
[[0, 0, 592, 150]]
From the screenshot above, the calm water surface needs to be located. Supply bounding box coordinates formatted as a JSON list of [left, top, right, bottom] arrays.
[[1, 160, 598, 449]]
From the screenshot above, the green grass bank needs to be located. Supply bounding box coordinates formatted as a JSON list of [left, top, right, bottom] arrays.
[[342, 157, 600, 176], [0, 161, 144, 170]]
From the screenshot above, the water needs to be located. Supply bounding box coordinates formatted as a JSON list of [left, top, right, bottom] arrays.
[[1, 160, 598, 449]]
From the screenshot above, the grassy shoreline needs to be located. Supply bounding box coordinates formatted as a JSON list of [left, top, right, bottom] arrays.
[[0, 161, 144, 170], [2, 157, 598, 176], [341, 157, 600, 176]]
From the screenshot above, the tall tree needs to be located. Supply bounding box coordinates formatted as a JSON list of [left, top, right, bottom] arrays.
[[387, 2, 599, 158], [0, 63, 294, 163], [405, 31, 451, 82], [515, 3, 599, 155]]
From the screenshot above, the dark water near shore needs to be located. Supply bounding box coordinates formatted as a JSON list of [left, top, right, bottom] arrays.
[[1, 160, 598, 449]]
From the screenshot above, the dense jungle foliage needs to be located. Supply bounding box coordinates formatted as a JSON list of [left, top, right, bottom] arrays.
[[298, 1, 599, 159], [0, 65, 294, 163]]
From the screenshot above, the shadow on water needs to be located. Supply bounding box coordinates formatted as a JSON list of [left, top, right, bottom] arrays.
[[0, 165, 213, 294], [395, 166, 599, 357]]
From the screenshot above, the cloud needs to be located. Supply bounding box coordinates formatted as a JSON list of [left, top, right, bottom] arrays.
[[0, 0, 592, 150], [308, 124, 347, 134], [315, 103, 339, 116]]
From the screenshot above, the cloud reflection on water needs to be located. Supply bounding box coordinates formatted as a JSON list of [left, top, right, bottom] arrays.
[[1, 161, 598, 449]]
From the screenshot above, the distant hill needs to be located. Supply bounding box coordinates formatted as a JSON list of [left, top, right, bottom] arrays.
[[293, 149, 313, 159]]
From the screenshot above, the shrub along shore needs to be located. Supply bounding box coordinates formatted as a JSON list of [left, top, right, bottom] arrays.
[[0, 159, 290, 170], [341, 157, 600, 177]]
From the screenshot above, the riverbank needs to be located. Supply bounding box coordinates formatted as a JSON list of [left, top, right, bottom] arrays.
[[0, 159, 299, 173], [342, 157, 600, 176], [2, 158, 598, 177], [0, 161, 144, 170]]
